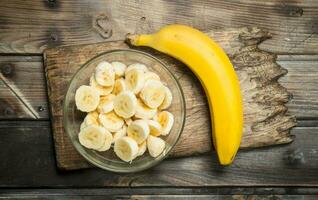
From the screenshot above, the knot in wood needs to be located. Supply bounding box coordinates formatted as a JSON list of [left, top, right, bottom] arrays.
[[239, 27, 271, 45], [280, 5, 303, 17], [93, 14, 112, 39], [50, 33, 58, 41], [46, 0, 57, 8], [286, 149, 305, 165], [3, 107, 14, 116], [1, 63, 14, 77], [287, 6, 303, 17]]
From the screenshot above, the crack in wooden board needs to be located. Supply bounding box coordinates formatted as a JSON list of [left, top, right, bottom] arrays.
[[44, 27, 296, 170]]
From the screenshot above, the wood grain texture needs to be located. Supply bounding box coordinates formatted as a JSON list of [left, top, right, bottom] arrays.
[[0, 55, 317, 120], [0, 56, 48, 119], [2, 188, 318, 196], [116, 196, 318, 200], [0, 194, 317, 200], [278, 55, 318, 119], [44, 27, 296, 170], [0, 121, 316, 187], [0, 0, 317, 54]]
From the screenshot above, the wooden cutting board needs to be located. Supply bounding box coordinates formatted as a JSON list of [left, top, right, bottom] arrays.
[[44, 27, 296, 170]]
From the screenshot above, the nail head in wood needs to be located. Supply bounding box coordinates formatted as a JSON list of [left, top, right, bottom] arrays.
[[38, 106, 45, 112], [3, 107, 14, 116], [1, 64, 14, 77]]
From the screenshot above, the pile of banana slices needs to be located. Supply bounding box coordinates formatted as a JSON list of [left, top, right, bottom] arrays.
[[75, 61, 174, 162]]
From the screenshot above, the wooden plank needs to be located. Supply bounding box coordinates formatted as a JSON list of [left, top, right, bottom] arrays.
[[0, 0, 317, 54], [0, 194, 317, 200], [0, 55, 317, 120], [44, 27, 296, 170], [1, 188, 318, 196], [0, 80, 35, 119], [0, 56, 48, 119], [122, 196, 318, 200], [297, 120, 318, 127], [278, 55, 318, 119], [0, 121, 316, 187]]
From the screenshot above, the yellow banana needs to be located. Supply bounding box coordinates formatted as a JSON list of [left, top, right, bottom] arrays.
[[126, 24, 243, 165]]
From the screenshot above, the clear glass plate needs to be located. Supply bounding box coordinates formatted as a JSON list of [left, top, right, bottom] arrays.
[[63, 49, 186, 173]]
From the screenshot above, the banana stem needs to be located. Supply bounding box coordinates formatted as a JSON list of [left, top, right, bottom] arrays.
[[126, 34, 152, 46]]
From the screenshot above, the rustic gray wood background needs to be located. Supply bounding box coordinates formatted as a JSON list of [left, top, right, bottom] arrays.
[[0, 0, 317, 199]]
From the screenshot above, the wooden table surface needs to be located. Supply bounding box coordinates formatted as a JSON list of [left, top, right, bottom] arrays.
[[0, 0, 317, 199]]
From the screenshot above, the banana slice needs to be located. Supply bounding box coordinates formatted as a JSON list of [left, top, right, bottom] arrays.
[[127, 120, 150, 144], [140, 80, 165, 108], [84, 111, 99, 125], [112, 78, 127, 95], [125, 118, 133, 126], [125, 63, 148, 75], [157, 111, 174, 136], [81, 111, 100, 130], [147, 120, 162, 136], [97, 129, 113, 152], [114, 136, 139, 162], [89, 75, 114, 96], [135, 98, 157, 119], [158, 86, 173, 110], [136, 141, 147, 157], [99, 111, 124, 132], [97, 94, 115, 114], [112, 61, 127, 78], [75, 85, 100, 112], [113, 91, 137, 118], [95, 61, 115, 86], [125, 69, 145, 94], [88, 110, 99, 119], [78, 125, 107, 150], [112, 125, 127, 143], [147, 135, 166, 158], [80, 122, 87, 130], [144, 71, 160, 82]]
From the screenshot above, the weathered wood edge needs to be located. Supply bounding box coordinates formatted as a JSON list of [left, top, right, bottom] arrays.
[[227, 27, 297, 148]]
